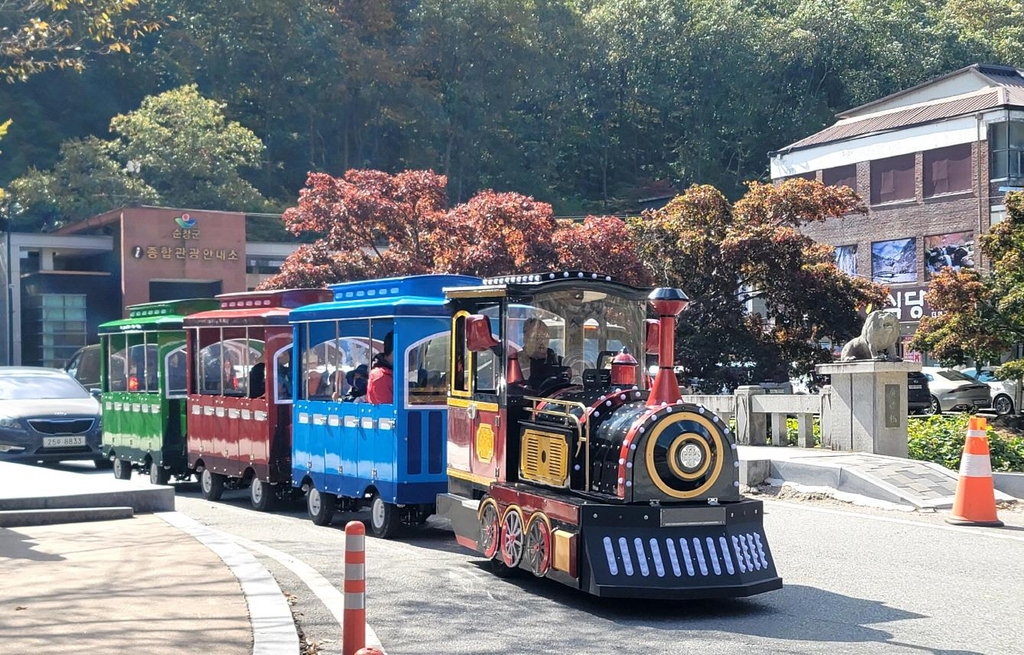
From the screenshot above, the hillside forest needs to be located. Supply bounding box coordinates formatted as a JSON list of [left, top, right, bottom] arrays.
[[3, 0, 1024, 231]]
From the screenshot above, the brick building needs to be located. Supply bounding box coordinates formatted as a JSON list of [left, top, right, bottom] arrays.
[[0, 206, 298, 367], [770, 63, 1024, 361]]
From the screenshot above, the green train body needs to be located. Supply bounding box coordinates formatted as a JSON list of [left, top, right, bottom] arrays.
[[98, 298, 219, 483]]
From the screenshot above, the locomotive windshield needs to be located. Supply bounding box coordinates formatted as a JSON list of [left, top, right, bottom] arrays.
[[506, 288, 645, 386]]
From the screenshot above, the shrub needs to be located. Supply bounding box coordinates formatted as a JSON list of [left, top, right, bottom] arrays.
[[908, 414, 1024, 472], [785, 417, 821, 447]]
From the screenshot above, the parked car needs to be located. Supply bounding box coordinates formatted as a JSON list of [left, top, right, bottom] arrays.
[[0, 367, 106, 467], [907, 370, 932, 414], [920, 367, 992, 415], [960, 366, 1019, 416], [64, 344, 102, 392]]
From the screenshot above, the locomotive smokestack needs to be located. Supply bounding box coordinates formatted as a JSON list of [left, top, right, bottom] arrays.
[[646, 287, 689, 407]]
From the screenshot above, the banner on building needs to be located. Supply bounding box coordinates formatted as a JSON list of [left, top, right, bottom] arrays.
[[924, 231, 974, 280], [835, 244, 857, 277], [872, 237, 917, 283]]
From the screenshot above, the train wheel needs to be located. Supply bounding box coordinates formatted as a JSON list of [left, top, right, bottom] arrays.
[[250, 478, 276, 512], [307, 487, 336, 526], [500, 506, 525, 568], [201, 469, 225, 501], [149, 462, 170, 486], [113, 458, 132, 480], [369, 494, 400, 539], [523, 514, 552, 577], [478, 499, 501, 559]]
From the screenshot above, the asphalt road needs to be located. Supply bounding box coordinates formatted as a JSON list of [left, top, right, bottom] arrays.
[[46, 464, 1024, 655]]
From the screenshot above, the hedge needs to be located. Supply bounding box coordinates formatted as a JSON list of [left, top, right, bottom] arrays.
[[908, 414, 1024, 472]]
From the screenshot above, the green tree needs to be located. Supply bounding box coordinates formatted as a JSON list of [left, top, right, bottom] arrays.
[[630, 178, 888, 391], [0, 0, 159, 82], [109, 84, 267, 212], [910, 191, 1024, 376], [7, 136, 158, 229]]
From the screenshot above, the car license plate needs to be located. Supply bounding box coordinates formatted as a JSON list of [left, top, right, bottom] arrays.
[[909, 384, 922, 389], [42, 436, 86, 448]]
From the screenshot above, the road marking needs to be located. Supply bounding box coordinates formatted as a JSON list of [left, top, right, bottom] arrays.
[[765, 499, 1024, 544], [158, 511, 299, 655], [226, 531, 386, 653]]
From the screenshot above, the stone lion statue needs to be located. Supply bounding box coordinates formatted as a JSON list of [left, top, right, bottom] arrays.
[[840, 310, 901, 362]]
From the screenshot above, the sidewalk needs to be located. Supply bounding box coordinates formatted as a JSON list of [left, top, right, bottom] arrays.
[[0, 514, 251, 655], [0, 461, 298, 655]]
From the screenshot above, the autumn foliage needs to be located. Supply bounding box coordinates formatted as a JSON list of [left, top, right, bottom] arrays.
[[258, 169, 648, 289], [630, 179, 887, 391]]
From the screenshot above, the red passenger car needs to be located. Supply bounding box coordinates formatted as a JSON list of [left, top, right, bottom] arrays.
[[184, 289, 333, 510]]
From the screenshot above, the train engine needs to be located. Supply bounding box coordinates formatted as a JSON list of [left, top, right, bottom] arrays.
[[438, 273, 781, 599]]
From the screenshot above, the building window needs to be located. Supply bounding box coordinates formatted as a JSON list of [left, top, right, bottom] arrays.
[[923, 144, 972, 197], [991, 204, 1007, 225], [989, 121, 1024, 183], [823, 165, 857, 191], [870, 154, 916, 204], [24, 294, 88, 368]]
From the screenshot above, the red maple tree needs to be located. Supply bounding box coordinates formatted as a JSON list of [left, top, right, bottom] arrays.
[[260, 170, 648, 288]]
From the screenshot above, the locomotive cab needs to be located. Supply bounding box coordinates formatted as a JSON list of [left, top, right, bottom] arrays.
[[439, 272, 782, 599]]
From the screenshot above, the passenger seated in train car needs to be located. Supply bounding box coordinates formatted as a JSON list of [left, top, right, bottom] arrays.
[[223, 353, 240, 393], [248, 355, 266, 399], [340, 365, 369, 402], [367, 332, 394, 405]]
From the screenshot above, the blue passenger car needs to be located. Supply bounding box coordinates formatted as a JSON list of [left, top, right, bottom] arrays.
[[289, 274, 480, 536]]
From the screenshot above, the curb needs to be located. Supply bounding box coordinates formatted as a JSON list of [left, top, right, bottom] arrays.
[[158, 512, 300, 655], [0, 487, 174, 513], [0, 506, 134, 527]]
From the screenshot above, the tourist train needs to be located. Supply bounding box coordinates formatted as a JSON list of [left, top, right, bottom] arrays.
[[94, 271, 781, 599]]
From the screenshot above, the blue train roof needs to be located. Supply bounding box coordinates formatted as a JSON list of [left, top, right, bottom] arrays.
[[289, 274, 481, 321]]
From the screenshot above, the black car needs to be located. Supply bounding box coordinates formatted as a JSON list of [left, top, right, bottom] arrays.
[[907, 370, 931, 414], [64, 344, 102, 392], [0, 367, 106, 467]]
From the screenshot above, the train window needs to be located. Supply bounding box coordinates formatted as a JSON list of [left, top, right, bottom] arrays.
[[127, 343, 159, 393], [451, 314, 470, 396], [273, 345, 293, 403], [407, 331, 449, 406], [199, 337, 263, 397], [107, 337, 128, 392], [303, 320, 345, 401], [165, 346, 188, 398]]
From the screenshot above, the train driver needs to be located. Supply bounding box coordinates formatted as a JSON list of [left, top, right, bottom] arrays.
[[367, 332, 394, 404], [516, 317, 560, 389]]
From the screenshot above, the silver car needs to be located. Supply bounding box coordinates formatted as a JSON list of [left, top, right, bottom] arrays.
[[920, 367, 992, 415], [0, 367, 105, 467], [961, 366, 1019, 416]]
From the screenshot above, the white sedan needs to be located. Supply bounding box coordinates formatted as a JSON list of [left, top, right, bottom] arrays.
[[960, 366, 1019, 416]]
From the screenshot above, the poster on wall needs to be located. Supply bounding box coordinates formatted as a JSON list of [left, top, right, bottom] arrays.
[[834, 244, 857, 277], [924, 231, 974, 280], [871, 238, 917, 283]]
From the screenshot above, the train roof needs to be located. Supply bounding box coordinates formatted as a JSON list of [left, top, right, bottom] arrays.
[[98, 298, 220, 333], [443, 271, 651, 300], [183, 288, 334, 327], [289, 274, 481, 322]]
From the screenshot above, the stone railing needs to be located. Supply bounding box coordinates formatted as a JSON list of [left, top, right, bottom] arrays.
[[681, 385, 820, 448]]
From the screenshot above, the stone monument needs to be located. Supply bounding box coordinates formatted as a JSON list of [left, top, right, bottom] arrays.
[[816, 310, 922, 458]]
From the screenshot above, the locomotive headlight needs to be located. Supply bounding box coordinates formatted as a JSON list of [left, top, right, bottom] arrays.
[[677, 443, 704, 470]]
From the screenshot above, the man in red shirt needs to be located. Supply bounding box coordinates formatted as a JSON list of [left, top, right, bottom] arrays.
[[367, 332, 394, 405]]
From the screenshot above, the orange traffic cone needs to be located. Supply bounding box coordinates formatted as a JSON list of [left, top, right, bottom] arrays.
[[946, 416, 1003, 527]]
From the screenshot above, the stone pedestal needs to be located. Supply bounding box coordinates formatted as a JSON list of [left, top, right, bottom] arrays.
[[815, 360, 922, 458]]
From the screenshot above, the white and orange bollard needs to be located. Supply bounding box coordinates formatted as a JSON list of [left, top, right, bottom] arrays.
[[343, 521, 367, 655], [947, 416, 1004, 528]]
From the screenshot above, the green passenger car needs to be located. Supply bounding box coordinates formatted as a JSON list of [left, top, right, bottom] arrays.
[[98, 298, 219, 484]]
